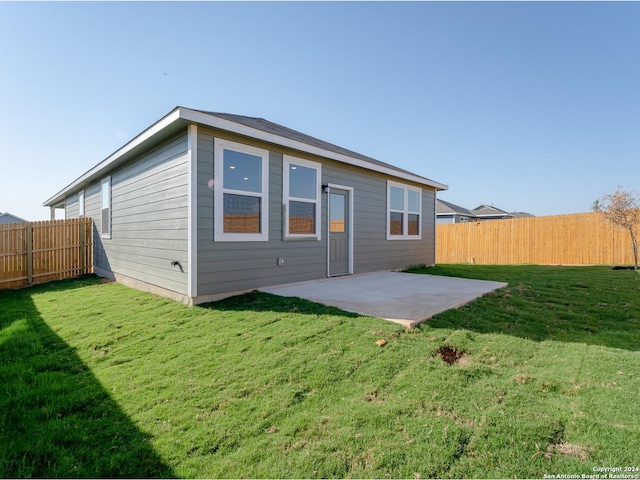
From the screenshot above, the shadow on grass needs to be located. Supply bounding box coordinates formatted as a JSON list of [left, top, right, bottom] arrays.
[[201, 290, 362, 318], [0, 278, 174, 478], [407, 265, 640, 352]]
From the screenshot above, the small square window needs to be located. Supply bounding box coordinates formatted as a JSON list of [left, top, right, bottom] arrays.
[[289, 201, 315, 234], [223, 150, 263, 193], [223, 194, 261, 233]]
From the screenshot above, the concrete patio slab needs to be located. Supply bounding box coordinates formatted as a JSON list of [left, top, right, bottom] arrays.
[[260, 272, 508, 327]]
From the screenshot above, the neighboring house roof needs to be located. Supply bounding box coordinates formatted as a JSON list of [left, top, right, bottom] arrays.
[[436, 199, 476, 217], [44, 106, 448, 208], [0, 212, 28, 224], [471, 204, 514, 218], [510, 211, 535, 218], [437, 202, 535, 221]]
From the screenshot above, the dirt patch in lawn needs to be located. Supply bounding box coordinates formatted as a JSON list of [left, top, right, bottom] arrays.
[[532, 442, 589, 461], [437, 346, 465, 365], [551, 442, 589, 460]]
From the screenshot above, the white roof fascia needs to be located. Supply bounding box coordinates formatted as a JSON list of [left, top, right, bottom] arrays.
[[45, 106, 447, 207], [178, 108, 448, 191]]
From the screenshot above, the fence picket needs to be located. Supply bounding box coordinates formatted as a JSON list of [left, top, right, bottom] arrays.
[[0, 218, 93, 289], [436, 212, 638, 265]]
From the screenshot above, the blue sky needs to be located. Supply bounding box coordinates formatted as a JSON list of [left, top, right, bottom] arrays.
[[1, 1, 639, 221]]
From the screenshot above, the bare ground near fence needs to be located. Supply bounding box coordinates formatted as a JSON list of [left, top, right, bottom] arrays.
[[436, 211, 637, 265], [0, 218, 93, 289]]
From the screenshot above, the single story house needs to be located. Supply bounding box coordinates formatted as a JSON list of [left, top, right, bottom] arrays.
[[471, 204, 514, 220], [44, 107, 448, 305], [437, 200, 534, 224], [436, 199, 478, 224], [0, 212, 28, 225]]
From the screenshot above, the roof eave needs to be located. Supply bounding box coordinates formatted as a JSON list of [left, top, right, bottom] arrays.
[[44, 106, 448, 207], [178, 108, 448, 190]]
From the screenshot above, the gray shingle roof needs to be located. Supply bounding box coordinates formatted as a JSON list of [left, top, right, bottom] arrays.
[[0, 212, 28, 224], [471, 204, 512, 216], [44, 106, 447, 208], [195, 110, 432, 182], [436, 199, 476, 216], [509, 211, 535, 218]]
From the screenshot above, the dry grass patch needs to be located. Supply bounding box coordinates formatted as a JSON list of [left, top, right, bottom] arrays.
[[532, 442, 590, 461]]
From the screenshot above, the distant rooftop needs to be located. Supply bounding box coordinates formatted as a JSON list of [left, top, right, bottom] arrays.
[[0, 212, 28, 224], [471, 204, 512, 217], [436, 199, 476, 217], [437, 200, 534, 220]]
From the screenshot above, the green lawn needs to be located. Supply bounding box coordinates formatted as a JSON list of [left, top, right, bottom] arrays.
[[1, 265, 639, 478]]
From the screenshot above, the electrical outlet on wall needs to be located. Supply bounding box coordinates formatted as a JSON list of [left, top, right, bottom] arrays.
[[277, 257, 285, 267]]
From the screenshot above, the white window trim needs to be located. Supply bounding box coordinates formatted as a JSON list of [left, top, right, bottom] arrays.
[[283, 155, 322, 241], [214, 138, 269, 242], [101, 177, 111, 239], [78, 190, 85, 217], [386, 180, 422, 240]]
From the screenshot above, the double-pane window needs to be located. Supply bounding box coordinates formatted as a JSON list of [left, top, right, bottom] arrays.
[[214, 139, 269, 242], [283, 155, 321, 239], [387, 181, 422, 240]]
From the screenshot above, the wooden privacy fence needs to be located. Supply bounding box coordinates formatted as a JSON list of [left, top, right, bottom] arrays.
[[436, 212, 637, 265], [0, 218, 93, 289]]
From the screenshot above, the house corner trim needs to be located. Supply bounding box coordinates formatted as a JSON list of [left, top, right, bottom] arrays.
[[187, 124, 198, 298]]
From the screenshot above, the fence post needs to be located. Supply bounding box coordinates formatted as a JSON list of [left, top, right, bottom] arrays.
[[26, 223, 33, 285], [79, 219, 86, 274]]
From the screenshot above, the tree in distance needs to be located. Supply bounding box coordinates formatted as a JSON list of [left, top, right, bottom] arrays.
[[594, 186, 640, 270]]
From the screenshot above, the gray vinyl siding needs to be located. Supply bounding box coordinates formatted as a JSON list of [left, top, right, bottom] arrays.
[[196, 132, 326, 295], [436, 214, 474, 224], [437, 215, 455, 225], [83, 182, 103, 267], [323, 162, 435, 273], [69, 134, 190, 295], [54, 120, 438, 302], [195, 128, 436, 297], [64, 194, 80, 219]]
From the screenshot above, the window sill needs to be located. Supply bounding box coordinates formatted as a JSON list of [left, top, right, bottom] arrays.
[[283, 235, 321, 242], [214, 233, 269, 242], [386, 236, 422, 241]]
